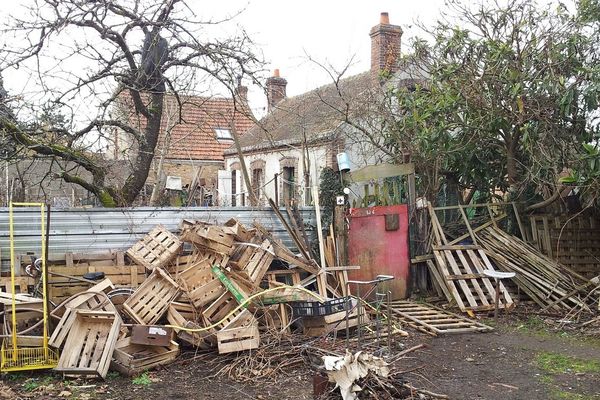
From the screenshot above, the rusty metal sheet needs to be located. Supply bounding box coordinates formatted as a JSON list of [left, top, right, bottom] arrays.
[[347, 205, 410, 299]]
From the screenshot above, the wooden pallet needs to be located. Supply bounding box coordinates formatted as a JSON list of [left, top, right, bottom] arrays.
[[127, 225, 182, 271], [55, 310, 121, 378], [51, 278, 115, 319], [123, 268, 180, 325], [384, 300, 493, 336], [110, 337, 179, 376], [3, 251, 145, 303], [432, 245, 513, 312]]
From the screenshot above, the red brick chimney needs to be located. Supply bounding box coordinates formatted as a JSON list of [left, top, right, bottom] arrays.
[[266, 69, 287, 111], [370, 12, 403, 82]]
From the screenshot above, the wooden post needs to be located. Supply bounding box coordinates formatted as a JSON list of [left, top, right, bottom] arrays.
[[334, 204, 347, 266], [274, 173, 279, 206], [312, 186, 328, 298]]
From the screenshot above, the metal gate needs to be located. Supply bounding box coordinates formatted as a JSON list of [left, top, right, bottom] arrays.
[[347, 204, 410, 299]]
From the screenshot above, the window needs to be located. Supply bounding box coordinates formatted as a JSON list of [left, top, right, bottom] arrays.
[[252, 168, 264, 202], [215, 128, 232, 140], [282, 166, 295, 205]]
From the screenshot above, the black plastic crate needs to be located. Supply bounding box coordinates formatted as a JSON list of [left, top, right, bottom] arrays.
[[291, 297, 353, 317]]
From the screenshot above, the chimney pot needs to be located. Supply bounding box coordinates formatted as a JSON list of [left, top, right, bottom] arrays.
[[273, 68, 280, 78], [380, 12, 389, 24]]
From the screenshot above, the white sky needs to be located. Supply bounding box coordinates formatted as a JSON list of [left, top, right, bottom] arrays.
[[0, 0, 446, 118], [211, 0, 445, 115]]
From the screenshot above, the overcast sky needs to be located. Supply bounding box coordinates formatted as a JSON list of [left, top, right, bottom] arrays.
[[0, 0, 446, 118], [205, 0, 445, 115], [1, 1, 571, 118]]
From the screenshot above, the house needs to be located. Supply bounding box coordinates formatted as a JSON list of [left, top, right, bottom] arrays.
[[221, 13, 413, 207], [109, 83, 254, 205]]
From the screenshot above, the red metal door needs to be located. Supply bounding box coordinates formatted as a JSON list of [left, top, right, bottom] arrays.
[[347, 205, 410, 299]]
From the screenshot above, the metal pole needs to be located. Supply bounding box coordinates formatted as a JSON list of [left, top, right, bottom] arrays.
[[387, 291, 392, 351], [494, 278, 500, 324], [356, 284, 361, 351]]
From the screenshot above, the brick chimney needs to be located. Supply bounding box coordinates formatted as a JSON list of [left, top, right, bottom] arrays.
[[235, 76, 249, 105], [370, 12, 403, 82], [266, 69, 287, 111]]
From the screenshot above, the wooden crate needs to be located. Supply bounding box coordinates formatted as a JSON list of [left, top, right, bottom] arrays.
[[180, 222, 235, 255], [302, 308, 364, 337], [110, 337, 179, 376], [217, 323, 260, 354], [50, 290, 121, 349], [166, 304, 215, 349], [55, 310, 121, 379], [131, 325, 174, 347], [127, 225, 182, 271], [123, 268, 180, 325], [238, 239, 274, 285]]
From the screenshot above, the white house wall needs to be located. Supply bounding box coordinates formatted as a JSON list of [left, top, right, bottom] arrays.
[[222, 145, 329, 207]]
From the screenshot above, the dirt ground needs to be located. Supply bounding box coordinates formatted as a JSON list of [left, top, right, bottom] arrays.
[[2, 315, 600, 400]]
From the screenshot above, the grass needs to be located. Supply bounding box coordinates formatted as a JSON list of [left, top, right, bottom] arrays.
[[22, 380, 40, 392], [106, 371, 120, 380], [132, 372, 152, 386], [535, 352, 600, 374]]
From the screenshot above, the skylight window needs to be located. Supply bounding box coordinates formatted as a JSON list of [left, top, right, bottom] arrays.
[[215, 128, 232, 140]]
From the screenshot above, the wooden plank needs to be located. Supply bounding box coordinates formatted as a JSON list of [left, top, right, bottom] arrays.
[[432, 250, 465, 310], [349, 163, 415, 182]]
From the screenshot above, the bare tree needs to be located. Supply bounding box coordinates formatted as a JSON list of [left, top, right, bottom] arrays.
[[0, 0, 263, 206]]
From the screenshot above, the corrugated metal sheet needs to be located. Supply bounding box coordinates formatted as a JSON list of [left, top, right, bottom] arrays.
[[0, 206, 315, 272]]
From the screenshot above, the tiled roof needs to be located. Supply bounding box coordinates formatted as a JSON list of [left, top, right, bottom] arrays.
[[159, 95, 254, 161], [225, 71, 375, 155], [119, 93, 254, 161]]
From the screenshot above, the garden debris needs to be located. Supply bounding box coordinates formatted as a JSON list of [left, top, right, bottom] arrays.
[[423, 201, 600, 318], [476, 226, 600, 314], [45, 217, 402, 379], [323, 351, 390, 400]]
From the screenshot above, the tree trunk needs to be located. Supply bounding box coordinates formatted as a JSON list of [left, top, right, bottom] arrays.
[[120, 90, 165, 206]]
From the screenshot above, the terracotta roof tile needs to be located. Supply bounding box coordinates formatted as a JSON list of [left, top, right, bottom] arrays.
[[119, 93, 254, 161]]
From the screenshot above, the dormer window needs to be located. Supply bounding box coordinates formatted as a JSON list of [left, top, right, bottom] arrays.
[[215, 128, 232, 140]]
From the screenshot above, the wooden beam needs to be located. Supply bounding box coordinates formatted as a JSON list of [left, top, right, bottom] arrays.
[[349, 163, 415, 182]]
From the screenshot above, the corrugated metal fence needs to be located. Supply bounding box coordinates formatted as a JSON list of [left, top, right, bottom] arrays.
[[0, 206, 315, 272]]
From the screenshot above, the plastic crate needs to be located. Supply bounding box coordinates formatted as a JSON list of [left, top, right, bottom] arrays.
[[291, 297, 354, 317]]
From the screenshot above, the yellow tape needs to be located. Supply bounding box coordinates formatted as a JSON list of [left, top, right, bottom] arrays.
[[166, 285, 324, 333]]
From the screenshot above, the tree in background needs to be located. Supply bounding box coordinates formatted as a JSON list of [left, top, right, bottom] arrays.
[[0, 0, 262, 206], [358, 0, 600, 208]]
